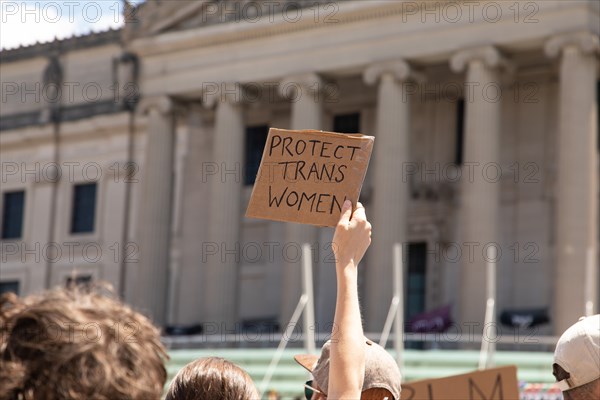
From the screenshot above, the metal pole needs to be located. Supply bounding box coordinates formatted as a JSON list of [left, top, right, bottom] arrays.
[[379, 297, 399, 348], [393, 243, 405, 374], [302, 244, 316, 355], [478, 298, 494, 370], [585, 247, 596, 316], [479, 246, 497, 370]]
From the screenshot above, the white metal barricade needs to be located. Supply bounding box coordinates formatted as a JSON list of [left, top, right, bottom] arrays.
[[379, 243, 405, 376], [479, 246, 497, 370]]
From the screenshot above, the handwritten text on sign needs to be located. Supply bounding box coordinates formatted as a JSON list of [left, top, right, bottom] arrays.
[[400, 366, 520, 400], [246, 128, 374, 227]]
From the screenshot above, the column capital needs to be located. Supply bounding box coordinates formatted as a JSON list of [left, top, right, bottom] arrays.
[[363, 59, 425, 86], [545, 31, 600, 58], [278, 72, 323, 99], [137, 95, 174, 115], [202, 82, 245, 109], [450, 45, 511, 73]]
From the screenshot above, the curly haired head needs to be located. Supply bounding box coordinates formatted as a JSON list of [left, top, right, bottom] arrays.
[[0, 284, 168, 400], [165, 357, 259, 400]]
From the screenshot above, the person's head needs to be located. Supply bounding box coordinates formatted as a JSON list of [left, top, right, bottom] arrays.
[[553, 315, 600, 400], [296, 338, 402, 400], [0, 284, 168, 400], [165, 357, 260, 400]]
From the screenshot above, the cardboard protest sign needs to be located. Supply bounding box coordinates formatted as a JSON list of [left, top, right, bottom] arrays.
[[400, 366, 520, 400], [246, 128, 374, 227]]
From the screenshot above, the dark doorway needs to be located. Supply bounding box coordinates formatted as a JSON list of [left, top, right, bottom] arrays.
[[406, 242, 427, 349]]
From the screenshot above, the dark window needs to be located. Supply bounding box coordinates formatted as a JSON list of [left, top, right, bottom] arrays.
[[406, 242, 427, 321], [405, 242, 427, 350], [0, 281, 20, 296], [71, 183, 97, 233], [2, 191, 25, 239], [333, 113, 361, 133], [66, 274, 92, 289], [455, 98, 465, 165], [244, 125, 270, 185]]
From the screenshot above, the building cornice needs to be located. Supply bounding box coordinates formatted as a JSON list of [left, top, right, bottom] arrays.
[[128, 0, 425, 57], [130, 1, 599, 59], [0, 28, 121, 64], [0, 101, 129, 131], [0, 111, 135, 149]]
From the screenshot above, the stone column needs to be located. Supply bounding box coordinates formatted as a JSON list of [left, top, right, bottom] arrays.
[[363, 60, 421, 331], [278, 73, 323, 327], [201, 84, 245, 328], [135, 96, 176, 326], [545, 32, 599, 334], [450, 46, 507, 326], [177, 104, 213, 325]]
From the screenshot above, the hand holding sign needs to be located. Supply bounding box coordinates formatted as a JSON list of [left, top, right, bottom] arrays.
[[246, 128, 374, 226], [332, 200, 372, 267]]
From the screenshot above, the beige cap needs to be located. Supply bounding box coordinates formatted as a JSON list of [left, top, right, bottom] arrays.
[[553, 314, 600, 391], [294, 338, 402, 400]]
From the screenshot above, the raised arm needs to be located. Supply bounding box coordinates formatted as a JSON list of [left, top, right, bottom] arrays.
[[328, 200, 372, 399]]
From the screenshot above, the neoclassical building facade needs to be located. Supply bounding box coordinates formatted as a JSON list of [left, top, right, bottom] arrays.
[[1, 0, 598, 337]]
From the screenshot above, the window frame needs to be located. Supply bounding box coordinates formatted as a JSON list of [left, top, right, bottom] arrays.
[[405, 242, 428, 321], [244, 124, 271, 186], [69, 182, 98, 235], [0, 280, 21, 296], [333, 112, 362, 134], [454, 98, 465, 166], [1, 190, 26, 240]]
